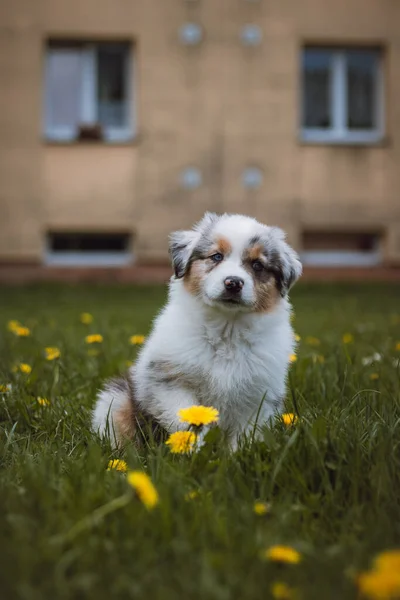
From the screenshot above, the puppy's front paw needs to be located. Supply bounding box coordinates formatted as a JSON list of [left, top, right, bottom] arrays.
[[193, 426, 210, 451], [228, 437, 239, 453]]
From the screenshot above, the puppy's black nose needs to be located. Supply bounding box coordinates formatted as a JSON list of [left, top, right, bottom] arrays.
[[224, 277, 244, 293]]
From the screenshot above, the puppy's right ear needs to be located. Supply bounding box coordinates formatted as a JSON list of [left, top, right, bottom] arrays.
[[169, 230, 198, 278], [169, 212, 219, 278]]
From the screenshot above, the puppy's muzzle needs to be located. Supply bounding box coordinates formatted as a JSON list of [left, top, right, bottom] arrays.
[[224, 277, 244, 295]]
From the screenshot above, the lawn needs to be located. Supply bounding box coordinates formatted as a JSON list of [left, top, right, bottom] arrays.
[[1, 283, 400, 600]]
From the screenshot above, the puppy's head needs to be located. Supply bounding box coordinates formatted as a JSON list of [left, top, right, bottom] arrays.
[[169, 212, 302, 313]]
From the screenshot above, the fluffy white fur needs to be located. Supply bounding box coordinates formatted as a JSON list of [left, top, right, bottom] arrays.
[[92, 212, 302, 450]]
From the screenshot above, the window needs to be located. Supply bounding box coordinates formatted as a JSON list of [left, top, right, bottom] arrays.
[[301, 47, 384, 144], [45, 232, 132, 266], [44, 41, 133, 142], [300, 231, 382, 267]]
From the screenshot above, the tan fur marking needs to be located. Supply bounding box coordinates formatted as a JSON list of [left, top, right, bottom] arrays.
[[216, 237, 232, 256], [253, 278, 280, 313], [184, 260, 205, 296], [243, 246, 279, 313], [247, 244, 264, 262], [114, 398, 136, 441]]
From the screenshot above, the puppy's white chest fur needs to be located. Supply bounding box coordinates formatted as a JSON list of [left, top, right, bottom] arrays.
[[185, 325, 276, 430], [188, 320, 270, 399]]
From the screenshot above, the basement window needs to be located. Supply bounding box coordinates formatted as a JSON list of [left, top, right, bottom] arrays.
[[300, 231, 382, 267], [45, 232, 132, 266]]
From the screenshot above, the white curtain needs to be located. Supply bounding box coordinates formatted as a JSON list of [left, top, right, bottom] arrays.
[[46, 48, 83, 129]]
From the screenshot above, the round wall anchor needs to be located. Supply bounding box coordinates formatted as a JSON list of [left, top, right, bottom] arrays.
[[179, 23, 203, 46], [180, 167, 203, 190], [240, 24, 263, 47], [242, 167, 264, 189]]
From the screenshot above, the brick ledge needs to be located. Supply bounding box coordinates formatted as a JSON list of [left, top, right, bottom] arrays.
[[0, 263, 400, 284]]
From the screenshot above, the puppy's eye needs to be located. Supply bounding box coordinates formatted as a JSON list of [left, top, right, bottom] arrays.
[[210, 253, 224, 263], [252, 260, 264, 272]]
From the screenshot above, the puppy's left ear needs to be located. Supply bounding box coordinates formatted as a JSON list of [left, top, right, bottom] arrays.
[[169, 230, 198, 278], [270, 228, 302, 296]]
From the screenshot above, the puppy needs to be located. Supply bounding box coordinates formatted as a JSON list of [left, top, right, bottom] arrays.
[[92, 212, 302, 450]]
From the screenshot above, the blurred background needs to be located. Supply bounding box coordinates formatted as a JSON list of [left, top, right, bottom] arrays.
[[1, 0, 399, 284]]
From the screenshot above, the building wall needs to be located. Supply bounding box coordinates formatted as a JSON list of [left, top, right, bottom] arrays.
[[1, 0, 400, 265]]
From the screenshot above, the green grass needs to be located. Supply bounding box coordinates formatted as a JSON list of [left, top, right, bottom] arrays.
[[1, 283, 400, 600]]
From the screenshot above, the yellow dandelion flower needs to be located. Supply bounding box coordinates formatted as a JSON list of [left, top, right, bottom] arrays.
[[14, 326, 31, 337], [395, 342, 400, 352], [18, 363, 32, 374], [185, 490, 200, 501], [127, 471, 159, 510], [271, 582, 295, 600], [294, 334, 301, 342], [357, 569, 400, 600], [178, 405, 219, 427], [129, 334, 146, 345], [281, 413, 298, 426], [289, 353, 297, 363], [107, 459, 128, 472], [370, 373, 379, 381], [254, 502, 271, 516], [37, 397, 50, 406], [80, 312, 93, 324], [45, 347, 60, 361], [85, 334, 103, 344], [263, 545, 302, 564], [343, 333, 354, 344], [306, 336, 320, 346], [373, 550, 400, 573], [166, 431, 197, 454], [7, 320, 21, 332], [0, 384, 11, 393]]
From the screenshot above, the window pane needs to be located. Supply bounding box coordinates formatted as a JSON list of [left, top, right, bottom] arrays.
[[46, 48, 82, 129], [303, 50, 332, 129], [346, 50, 378, 130], [97, 46, 129, 128], [49, 232, 130, 253]]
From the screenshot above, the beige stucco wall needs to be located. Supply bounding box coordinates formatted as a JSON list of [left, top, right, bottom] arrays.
[[43, 147, 137, 229], [0, 0, 399, 265]]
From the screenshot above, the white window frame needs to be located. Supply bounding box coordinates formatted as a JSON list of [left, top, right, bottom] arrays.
[[301, 48, 384, 145], [300, 249, 382, 268], [44, 42, 134, 143], [44, 251, 133, 267]]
